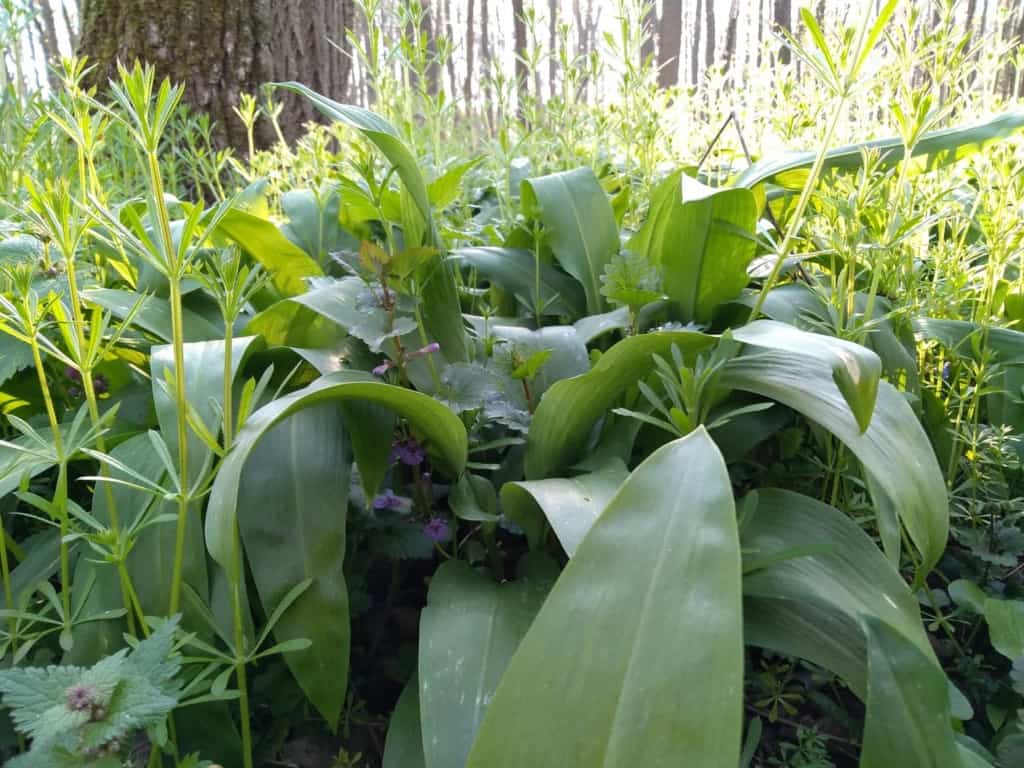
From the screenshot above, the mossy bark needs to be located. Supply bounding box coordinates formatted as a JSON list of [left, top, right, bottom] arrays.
[[77, 0, 355, 150]]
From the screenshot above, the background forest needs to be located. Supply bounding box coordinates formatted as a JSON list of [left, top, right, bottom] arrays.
[[0, 1, 1023, 768]]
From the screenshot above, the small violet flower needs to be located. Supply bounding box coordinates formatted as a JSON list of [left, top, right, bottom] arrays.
[[92, 374, 108, 395], [65, 366, 81, 382], [372, 488, 405, 511], [372, 360, 393, 377], [422, 516, 450, 543], [391, 437, 425, 466], [408, 342, 441, 360], [942, 361, 952, 382], [66, 684, 97, 712]]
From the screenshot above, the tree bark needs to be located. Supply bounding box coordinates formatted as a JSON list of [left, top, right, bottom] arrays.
[[548, 0, 558, 101], [463, 0, 475, 106], [658, 0, 682, 87], [722, 0, 740, 77], [774, 0, 792, 64], [77, 0, 356, 151], [33, 1, 61, 87], [512, 0, 528, 110], [705, 0, 716, 69], [481, 0, 492, 126], [640, 0, 656, 70], [690, 0, 702, 85]]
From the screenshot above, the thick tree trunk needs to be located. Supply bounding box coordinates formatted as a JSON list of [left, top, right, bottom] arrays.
[[658, 0, 681, 87], [77, 0, 355, 151]]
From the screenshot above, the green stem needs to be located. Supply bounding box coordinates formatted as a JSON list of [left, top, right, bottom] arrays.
[[146, 151, 192, 617], [29, 339, 72, 631], [748, 99, 848, 323]]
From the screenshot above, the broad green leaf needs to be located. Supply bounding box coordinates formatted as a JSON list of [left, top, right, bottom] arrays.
[[489, 324, 589, 400], [274, 82, 434, 241], [82, 289, 221, 342], [280, 185, 358, 263], [747, 284, 918, 389], [383, 675, 426, 768], [723, 347, 947, 574], [0, 335, 32, 388], [217, 208, 323, 297], [737, 111, 1024, 189], [449, 247, 586, 318], [521, 168, 618, 315], [502, 459, 630, 553], [860, 617, 961, 768], [271, 84, 469, 361], [467, 428, 742, 768], [237, 404, 350, 727], [732, 320, 880, 432], [419, 560, 550, 768], [741, 490, 939, 701], [629, 172, 757, 323], [205, 370, 467, 568], [913, 317, 1024, 364], [150, 336, 262, 485], [983, 598, 1024, 661], [525, 330, 716, 478], [428, 157, 484, 209]]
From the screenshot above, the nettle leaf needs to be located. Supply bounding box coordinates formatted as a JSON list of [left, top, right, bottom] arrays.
[[0, 618, 181, 761], [289, 276, 419, 353]]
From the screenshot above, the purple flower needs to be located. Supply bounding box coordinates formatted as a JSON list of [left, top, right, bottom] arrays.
[[372, 488, 404, 511], [68, 386, 82, 399], [422, 516, 451, 543], [372, 361, 392, 377], [391, 437, 425, 466], [408, 342, 441, 360], [942, 361, 952, 382], [92, 374, 108, 395], [65, 366, 81, 382], [66, 684, 96, 712]]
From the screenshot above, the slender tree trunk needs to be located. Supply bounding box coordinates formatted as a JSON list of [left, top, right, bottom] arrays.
[[640, 0, 656, 70], [548, 0, 558, 100], [481, 0, 493, 127], [512, 0, 528, 111], [774, 0, 792, 64], [658, 0, 682, 87], [723, 0, 741, 78], [442, 0, 457, 99], [78, 0, 355, 150], [705, 0, 716, 69], [463, 0, 475, 107], [33, 1, 61, 86], [691, 0, 703, 85]]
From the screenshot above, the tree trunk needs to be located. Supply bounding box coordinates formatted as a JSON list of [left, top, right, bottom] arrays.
[[548, 0, 558, 101], [705, 0, 716, 69], [722, 0, 740, 77], [33, 1, 61, 87], [77, 0, 356, 151], [640, 1, 656, 70], [690, 0, 702, 85], [481, 0, 492, 127], [512, 0, 528, 111], [463, 0, 475, 107], [774, 0, 792, 64], [658, 0, 681, 87]]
